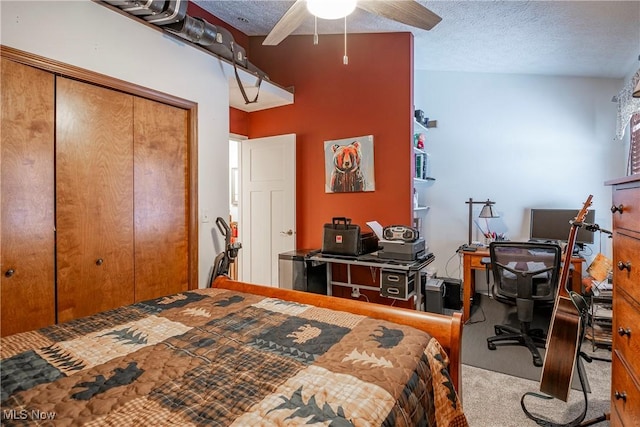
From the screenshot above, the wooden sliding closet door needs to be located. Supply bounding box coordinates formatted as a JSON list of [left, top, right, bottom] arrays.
[[56, 77, 135, 323], [0, 59, 55, 337], [133, 97, 189, 301]]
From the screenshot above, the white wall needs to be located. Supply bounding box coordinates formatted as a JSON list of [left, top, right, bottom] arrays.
[[229, 139, 239, 221], [1, 0, 231, 288], [414, 71, 625, 286]]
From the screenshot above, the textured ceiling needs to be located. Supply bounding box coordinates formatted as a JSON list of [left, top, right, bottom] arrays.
[[194, 0, 640, 78]]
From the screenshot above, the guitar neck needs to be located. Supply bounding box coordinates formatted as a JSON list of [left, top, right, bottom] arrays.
[[559, 231, 578, 294]]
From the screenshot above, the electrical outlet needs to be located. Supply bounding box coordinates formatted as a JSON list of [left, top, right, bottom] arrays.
[[351, 287, 360, 298]]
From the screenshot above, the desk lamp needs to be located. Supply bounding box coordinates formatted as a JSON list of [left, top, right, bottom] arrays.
[[466, 198, 498, 245]]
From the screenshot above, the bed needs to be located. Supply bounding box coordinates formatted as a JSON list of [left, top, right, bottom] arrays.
[[1, 276, 468, 426]]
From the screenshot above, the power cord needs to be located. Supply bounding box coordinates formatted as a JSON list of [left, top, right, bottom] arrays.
[[443, 246, 463, 281], [350, 288, 370, 302], [465, 302, 486, 325], [578, 244, 594, 258]]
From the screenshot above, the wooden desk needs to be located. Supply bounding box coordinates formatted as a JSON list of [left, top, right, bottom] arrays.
[[461, 248, 584, 321]]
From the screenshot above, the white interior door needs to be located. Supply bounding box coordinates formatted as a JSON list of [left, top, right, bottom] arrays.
[[240, 134, 296, 286]]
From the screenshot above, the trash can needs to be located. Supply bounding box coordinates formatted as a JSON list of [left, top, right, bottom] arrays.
[[424, 278, 445, 314], [278, 249, 327, 294]]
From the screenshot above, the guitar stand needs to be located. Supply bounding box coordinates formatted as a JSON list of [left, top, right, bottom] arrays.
[[521, 310, 610, 427]]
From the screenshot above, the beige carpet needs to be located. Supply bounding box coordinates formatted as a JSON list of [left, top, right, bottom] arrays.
[[462, 356, 611, 426], [460, 294, 612, 426], [461, 294, 590, 391]]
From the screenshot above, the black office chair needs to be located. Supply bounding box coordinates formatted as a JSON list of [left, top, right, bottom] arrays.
[[485, 241, 561, 367]]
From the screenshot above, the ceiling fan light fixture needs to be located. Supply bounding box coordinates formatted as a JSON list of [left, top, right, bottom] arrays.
[[307, 0, 357, 20]]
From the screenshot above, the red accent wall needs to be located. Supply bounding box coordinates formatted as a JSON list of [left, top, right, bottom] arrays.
[[183, 4, 415, 249], [229, 107, 249, 136], [247, 33, 414, 249]]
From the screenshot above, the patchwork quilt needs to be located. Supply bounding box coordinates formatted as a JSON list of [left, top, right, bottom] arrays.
[[1, 288, 468, 426]]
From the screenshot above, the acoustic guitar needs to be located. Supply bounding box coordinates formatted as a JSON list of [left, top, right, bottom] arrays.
[[539, 195, 593, 402]]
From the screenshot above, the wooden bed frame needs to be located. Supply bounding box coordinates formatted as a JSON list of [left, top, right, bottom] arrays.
[[213, 276, 463, 395]]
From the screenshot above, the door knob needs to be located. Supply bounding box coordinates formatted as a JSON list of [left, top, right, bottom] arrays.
[[280, 229, 294, 236], [4, 269, 15, 278]]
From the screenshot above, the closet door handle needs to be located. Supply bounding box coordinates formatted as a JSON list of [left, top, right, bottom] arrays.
[[96, 258, 104, 266], [4, 269, 15, 278]]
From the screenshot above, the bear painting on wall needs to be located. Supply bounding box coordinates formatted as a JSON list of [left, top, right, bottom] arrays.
[[324, 135, 375, 193]]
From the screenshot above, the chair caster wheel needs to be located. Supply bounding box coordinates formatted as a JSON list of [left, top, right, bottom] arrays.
[[488, 342, 496, 350]]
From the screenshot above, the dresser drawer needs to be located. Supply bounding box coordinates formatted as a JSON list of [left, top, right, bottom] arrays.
[[612, 184, 640, 232], [610, 408, 623, 427], [613, 232, 640, 303], [611, 349, 640, 426], [469, 254, 487, 269], [612, 290, 640, 372]]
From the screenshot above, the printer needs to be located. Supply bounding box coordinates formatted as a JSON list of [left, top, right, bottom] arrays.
[[377, 238, 426, 261]]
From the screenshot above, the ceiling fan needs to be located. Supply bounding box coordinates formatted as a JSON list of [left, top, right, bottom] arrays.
[[263, 0, 442, 46]]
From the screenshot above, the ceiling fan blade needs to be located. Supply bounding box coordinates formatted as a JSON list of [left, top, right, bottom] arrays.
[[357, 0, 442, 31], [263, 0, 309, 45]]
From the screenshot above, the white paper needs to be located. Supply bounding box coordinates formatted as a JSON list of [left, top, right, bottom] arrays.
[[366, 221, 384, 240]]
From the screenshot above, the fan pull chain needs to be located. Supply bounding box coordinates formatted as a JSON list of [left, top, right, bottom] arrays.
[[314, 16, 318, 45], [343, 16, 348, 65]]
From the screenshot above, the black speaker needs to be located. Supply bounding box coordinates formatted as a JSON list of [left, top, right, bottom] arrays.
[[440, 277, 462, 310]]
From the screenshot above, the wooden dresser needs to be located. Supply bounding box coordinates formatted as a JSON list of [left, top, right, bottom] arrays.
[[606, 175, 640, 426]]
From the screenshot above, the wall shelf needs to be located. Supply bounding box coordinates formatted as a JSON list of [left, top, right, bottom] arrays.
[[414, 119, 437, 131], [412, 114, 436, 237], [99, 1, 294, 113], [223, 62, 294, 112], [413, 120, 433, 181], [414, 120, 428, 133]]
